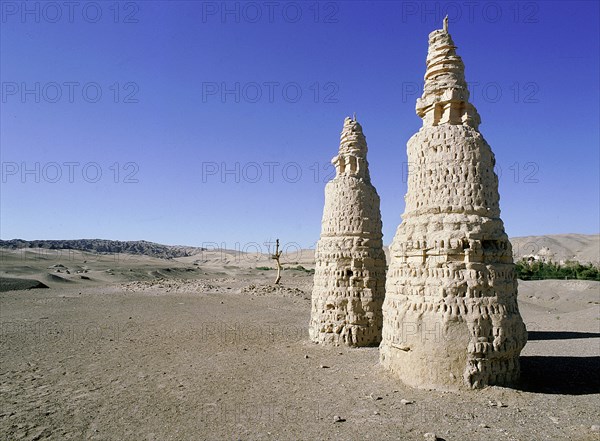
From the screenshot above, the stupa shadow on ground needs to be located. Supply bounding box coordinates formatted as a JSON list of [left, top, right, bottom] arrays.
[[519, 355, 600, 395], [528, 331, 600, 340]]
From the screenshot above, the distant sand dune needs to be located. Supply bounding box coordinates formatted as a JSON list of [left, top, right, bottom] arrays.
[[43, 273, 75, 284], [0, 277, 49, 292]]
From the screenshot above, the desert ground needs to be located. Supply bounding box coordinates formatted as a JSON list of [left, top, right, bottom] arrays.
[[1, 237, 599, 441]]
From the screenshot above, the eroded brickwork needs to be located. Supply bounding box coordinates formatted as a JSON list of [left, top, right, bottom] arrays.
[[380, 25, 527, 389], [309, 117, 386, 347]]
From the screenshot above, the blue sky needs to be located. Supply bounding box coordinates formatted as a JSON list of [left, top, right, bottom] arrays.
[[1, 1, 599, 249]]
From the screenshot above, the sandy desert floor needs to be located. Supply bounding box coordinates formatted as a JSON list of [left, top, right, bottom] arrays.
[[1, 249, 599, 441]]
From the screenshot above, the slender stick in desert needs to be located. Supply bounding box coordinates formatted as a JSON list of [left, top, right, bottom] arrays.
[[271, 239, 283, 284]]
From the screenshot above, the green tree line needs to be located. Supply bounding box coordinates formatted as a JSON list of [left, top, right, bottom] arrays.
[[515, 259, 600, 281]]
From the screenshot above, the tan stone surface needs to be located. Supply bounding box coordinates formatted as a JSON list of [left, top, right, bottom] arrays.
[[309, 117, 386, 346], [380, 25, 527, 389]]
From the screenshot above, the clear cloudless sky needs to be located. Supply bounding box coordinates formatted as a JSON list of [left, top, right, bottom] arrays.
[[1, 0, 599, 250]]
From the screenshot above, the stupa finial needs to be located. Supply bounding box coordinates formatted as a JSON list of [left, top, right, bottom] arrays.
[[416, 19, 481, 128]]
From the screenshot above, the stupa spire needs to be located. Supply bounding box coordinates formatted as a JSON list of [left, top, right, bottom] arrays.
[[380, 26, 527, 390], [416, 22, 480, 129], [331, 116, 370, 181], [309, 116, 386, 347]]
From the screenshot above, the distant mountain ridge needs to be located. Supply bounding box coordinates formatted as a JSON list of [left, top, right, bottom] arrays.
[[1, 234, 598, 263], [0, 239, 204, 259]]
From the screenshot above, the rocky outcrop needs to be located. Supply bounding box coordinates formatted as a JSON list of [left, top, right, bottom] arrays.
[[0, 239, 200, 259]]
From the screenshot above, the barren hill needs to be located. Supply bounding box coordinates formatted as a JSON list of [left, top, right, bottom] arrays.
[[0, 239, 203, 260], [510, 234, 599, 264]]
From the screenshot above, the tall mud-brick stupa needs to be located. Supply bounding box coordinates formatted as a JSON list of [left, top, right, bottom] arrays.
[[380, 19, 527, 389], [309, 116, 386, 347]]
